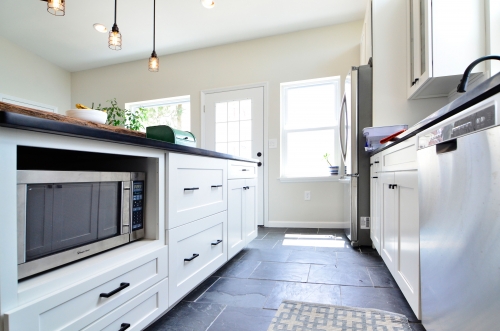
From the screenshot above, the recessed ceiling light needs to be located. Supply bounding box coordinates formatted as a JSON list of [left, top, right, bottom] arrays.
[[201, 0, 215, 9], [93, 23, 107, 33]]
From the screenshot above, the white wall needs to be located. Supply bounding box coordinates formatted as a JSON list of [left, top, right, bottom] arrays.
[[487, 0, 500, 76], [372, 0, 448, 127], [72, 21, 363, 228], [0, 36, 71, 114]]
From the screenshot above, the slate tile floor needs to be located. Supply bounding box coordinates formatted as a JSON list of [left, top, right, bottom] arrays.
[[145, 227, 425, 331]]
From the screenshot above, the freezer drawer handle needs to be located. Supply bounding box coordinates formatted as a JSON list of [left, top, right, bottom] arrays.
[[100, 282, 130, 298], [184, 253, 199, 262], [184, 187, 200, 191], [211, 239, 223, 246], [118, 323, 131, 331]]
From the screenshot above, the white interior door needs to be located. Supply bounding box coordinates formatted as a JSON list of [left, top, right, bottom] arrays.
[[203, 86, 264, 225]]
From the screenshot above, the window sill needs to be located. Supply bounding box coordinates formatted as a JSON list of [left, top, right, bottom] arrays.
[[279, 176, 340, 183]]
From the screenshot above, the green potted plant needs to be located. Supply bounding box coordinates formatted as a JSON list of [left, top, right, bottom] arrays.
[[95, 98, 148, 131], [323, 153, 339, 175]]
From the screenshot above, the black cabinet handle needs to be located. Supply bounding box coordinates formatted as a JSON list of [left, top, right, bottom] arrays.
[[243, 186, 250, 190], [246, 186, 250, 189], [118, 323, 131, 331], [392, 184, 398, 189], [211, 185, 223, 188], [242, 169, 249, 172], [257, 152, 262, 157], [374, 161, 380, 164], [184, 253, 199, 262], [211, 239, 223, 246], [184, 187, 199, 191], [372, 176, 378, 179], [100, 282, 130, 298], [388, 184, 393, 189]]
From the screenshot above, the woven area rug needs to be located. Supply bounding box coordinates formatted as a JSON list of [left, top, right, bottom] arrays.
[[268, 300, 412, 331]]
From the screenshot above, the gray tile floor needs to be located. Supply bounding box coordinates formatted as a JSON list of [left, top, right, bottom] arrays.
[[145, 227, 426, 331]]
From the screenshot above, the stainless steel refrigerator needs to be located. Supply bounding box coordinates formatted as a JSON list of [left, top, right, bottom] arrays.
[[339, 64, 372, 247]]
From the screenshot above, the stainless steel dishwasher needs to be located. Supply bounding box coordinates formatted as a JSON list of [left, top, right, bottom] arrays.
[[417, 92, 500, 331]]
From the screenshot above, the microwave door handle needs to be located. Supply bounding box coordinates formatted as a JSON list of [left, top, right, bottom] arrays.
[[121, 181, 131, 234]]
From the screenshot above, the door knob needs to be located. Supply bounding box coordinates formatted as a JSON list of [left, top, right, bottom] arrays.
[[257, 162, 262, 167], [257, 152, 262, 157]]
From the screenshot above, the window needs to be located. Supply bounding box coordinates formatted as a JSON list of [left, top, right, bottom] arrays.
[[280, 77, 340, 180], [125, 95, 190, 132]]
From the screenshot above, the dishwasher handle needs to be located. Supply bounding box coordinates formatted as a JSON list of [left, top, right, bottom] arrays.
[[436, 139, 457, 154]]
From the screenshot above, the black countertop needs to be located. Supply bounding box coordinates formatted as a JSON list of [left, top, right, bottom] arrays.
[[0, 111, 258, 163], [371, 72, 500, 155]]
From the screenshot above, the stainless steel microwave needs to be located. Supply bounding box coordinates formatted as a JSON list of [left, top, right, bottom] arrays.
[[17, 171, 145, 279]]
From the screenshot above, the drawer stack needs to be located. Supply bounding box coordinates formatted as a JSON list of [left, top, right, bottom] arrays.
[[166, 153, 228, 305]]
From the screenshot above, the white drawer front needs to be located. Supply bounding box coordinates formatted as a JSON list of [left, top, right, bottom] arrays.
[[168, 212, 227, 305], [380, 137, 418, 172], [6, 246, 168, 331], [82, 278, 168, 331], [168, 153, 227, 229], [228, 160, 257, 179]]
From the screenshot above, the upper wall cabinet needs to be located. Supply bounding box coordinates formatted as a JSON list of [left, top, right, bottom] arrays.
[[407, 0, 486, 99], [360, 0, 372, 66]]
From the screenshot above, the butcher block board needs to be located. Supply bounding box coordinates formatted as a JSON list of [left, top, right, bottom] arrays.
[[0, 101, 146, 138]]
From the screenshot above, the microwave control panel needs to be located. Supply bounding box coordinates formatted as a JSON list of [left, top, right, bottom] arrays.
[[132, 181, 144, 230]]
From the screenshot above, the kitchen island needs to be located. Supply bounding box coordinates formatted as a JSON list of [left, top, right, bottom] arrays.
[[0, 103, 258, 331]]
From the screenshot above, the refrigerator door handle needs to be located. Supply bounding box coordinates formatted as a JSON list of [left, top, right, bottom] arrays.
[[339, 94, 348, 163]]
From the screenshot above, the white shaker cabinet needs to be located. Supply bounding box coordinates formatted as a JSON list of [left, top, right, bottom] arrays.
[[370, 156, 381, 253], [407, 0, 485, 99]]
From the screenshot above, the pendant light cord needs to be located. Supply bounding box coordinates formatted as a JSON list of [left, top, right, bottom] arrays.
[[114, 0, 117, 23], [153, 0, 156, 52]]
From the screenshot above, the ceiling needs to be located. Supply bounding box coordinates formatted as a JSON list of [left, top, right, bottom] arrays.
[[0, 0, 367, 72]]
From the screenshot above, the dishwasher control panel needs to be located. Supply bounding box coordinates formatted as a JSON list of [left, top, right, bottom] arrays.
[[418, 104, 497, 149]]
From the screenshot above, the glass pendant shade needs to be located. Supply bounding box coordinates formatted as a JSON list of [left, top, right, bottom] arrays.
[[47, 0, 65, 16], [149, 52, 159, 72], [108, 24, 122, 50], [201, 0, 215, 9]]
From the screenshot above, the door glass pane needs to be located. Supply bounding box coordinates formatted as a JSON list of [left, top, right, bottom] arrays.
[[286, 130, 335, 177], [240, 100, 252, 120], [216, 102, 228, 123], [216, 143, 227, 154], [285, 83, 336, 129], [240, 120, 252, 141], [228, 142, 239, 156], [228, 122, 239, 142], [240, 141, 252, 158], [216, 123, 228, 142], [228, 101, 240, 121]]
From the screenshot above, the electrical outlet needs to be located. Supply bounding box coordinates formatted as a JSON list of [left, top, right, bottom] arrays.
[[304, 191, 311, 200]]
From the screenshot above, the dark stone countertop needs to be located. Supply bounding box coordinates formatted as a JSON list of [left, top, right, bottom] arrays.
[[370, 72, 500, 155], [0, 110, 258, 163]]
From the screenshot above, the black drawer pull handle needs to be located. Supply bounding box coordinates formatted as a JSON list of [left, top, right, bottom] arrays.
[[242, 169, 249, 171], [211, 185, 223, 188], [184, 253, 199, 262], [374, 161, 379, 164], [211, 239, 223, 246], [372, 176, 378, 179], [184, 187, 199, 191], [118, 323, 131, 331], [100, 282, 130, 298]]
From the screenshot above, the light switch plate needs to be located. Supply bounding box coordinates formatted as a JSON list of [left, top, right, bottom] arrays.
[[269, 139, 278, 149]]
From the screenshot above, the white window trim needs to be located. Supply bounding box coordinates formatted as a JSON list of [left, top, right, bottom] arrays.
[[125, 95, 190, 111], [0, 93, 57, 113], [280, 76, 341, 182]]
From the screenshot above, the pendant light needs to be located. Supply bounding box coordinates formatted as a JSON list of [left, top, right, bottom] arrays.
[[109, 0, 122, 50], [201, 0, 215, 9], [148, 0, 159, 72], [43, 0, 65, 16]]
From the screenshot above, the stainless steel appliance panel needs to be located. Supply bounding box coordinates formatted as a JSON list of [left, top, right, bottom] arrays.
[[418, 95, 500, 330]]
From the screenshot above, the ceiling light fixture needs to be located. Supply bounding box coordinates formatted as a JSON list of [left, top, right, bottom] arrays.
[[200, 0, 215, 9], [109, 0, 122, 50], [148, 0, 159, 72], [93, 23, 107, 33], [41, 0, 65, 16]]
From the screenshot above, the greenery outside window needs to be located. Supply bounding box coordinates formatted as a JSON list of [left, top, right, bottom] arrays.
[[280, 77, 340, 181], [125, 95, 190, 132]]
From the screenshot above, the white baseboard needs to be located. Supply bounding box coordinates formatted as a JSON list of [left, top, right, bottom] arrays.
[[265, 221, 349, 228]]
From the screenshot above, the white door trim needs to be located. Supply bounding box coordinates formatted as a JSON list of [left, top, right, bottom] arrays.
[[201, 82, 269, 227]]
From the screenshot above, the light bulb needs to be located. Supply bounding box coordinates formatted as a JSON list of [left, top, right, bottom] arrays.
[[108, 27, 122, 50], [47, 0, 65, 16], [149, 52, 159, 72], [201, 0, 215, 9]]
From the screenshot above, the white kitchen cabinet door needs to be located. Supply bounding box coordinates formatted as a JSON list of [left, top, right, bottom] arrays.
[[227, 179, 246, 259], [370, 167, 381, 254], [244, 178, 258, 244], [394, 170, 420, 319], [380, 172, 396, 273], [407, 0, 486, 99]]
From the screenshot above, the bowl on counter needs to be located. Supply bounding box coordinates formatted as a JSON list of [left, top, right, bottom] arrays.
[[66, 109, 107, 124]]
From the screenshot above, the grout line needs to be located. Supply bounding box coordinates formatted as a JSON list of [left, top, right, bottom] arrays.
[[205, 305, 227, 331], [366, 266, 375, 287], [192, 277, 221, 302]]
